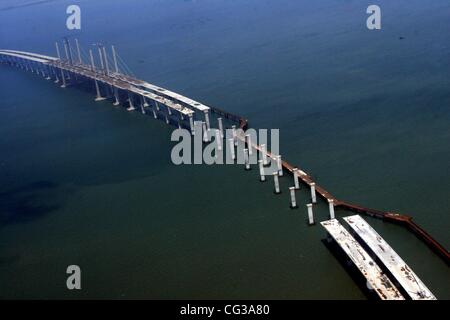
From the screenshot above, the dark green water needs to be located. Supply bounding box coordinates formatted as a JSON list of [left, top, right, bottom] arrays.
[[0, 0, 449, 299]]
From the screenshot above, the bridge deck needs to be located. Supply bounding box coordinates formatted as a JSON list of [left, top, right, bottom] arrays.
[[112, 73, 210, 112], [321, 219, 404, 300], [343, 215, 436, 300], [49, 61, 195, 116], [0, 49, 59, 61], [0, 50, 50, 63]]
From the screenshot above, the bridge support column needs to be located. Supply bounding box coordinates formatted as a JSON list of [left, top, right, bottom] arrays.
[[289, 187, 298, 209], [188, 114, 194, 135], [217, 118, 224, 138], [307, 204, 315, 225], [276, 155, 283, 176], [261, 144, 268, 166], [228, 138, 235, 160], [152, 108, 157, 119], [244, 148, 250, 170], [127, 92, 136, 111], [258, 160, 266, 182], [293, 168, 300, 190], [53, 67, 59, 83], [113, 87, 120, 106], [45, 66, 51, 80], [142, 96, 149, 107], [60, 69, 67, 88], [215, 129, 222, 151], [310, 183, 317, 204], [202, 122, 208, 143], [328, 199, 335, 219], [232, 125, 237, 146], [273, 172, 281, 194], [155, 101, 160, 111], [245, 134, 253, 156], [140, 96, 146, 114], [204, 110, 210, 130], [94, 79, 105, 101], [165, 111, 169, 124]]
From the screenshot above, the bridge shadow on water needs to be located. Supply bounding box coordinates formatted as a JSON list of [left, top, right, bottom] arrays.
[[0, 181, 62, 228]]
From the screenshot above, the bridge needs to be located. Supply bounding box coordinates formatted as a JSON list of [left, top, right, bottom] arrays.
[[0, 39, 448, 299]]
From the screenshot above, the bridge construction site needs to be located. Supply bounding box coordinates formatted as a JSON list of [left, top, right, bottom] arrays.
[[0, 39, 447, 299]]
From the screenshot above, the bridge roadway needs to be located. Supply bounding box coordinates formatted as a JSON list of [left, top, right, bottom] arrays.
[[0, 49, 199, 118], [321, 219, 404, 300], [52, 60, 195, 117], [343, 215, 436, 300]]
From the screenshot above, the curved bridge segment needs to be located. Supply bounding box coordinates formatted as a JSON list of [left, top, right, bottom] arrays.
[[0, 45, 448, 272]]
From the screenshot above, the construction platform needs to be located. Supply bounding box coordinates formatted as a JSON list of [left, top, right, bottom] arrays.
[[321, 219, 404, 300], [343, 215, 436, 300]]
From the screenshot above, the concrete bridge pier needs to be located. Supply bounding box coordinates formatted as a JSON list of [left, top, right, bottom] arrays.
[[245, 134, 253, 156], [60, 68, 67, 88], [273, 172, 281, 194], [176, 113, 182, 129], [228, 138, 236, 160], [293, 168, 300, 190], [188, 114, 194, 134], [127, 92, 136, 111], [216, 129, 223, 151], [258, 160, 266, 182], [232, 125, 237, 146], [310, 183, 317, 204], [289, 187, 298, 209], [202, 122, 208, 142], [44, 66, 51, 80], [139, 95, 146, 114], [276, 155, 283, 176], [163, 105, 170, 124], [204, 110, 211, 130], [94, 79, 105, 101], [328, 199, 335, 219], [53, 66, 59, 83], [307, 204, 315, 225], [143, 96, 149, 107], [150, 101, 158, 119], [38, 64, 45, 78], [244, 148, 250, 170], [217, 117, 224, 138], [113, 86, 120, 105], [261, 144, 269, 166], [28, 61, 34, 73]]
